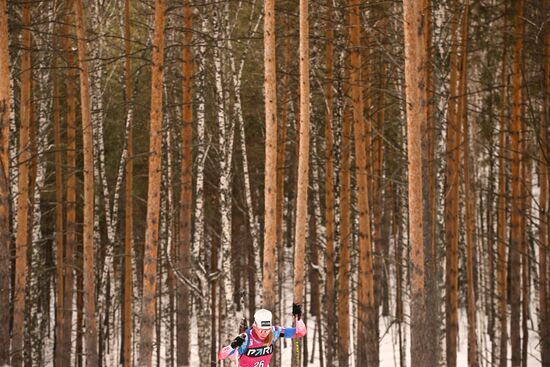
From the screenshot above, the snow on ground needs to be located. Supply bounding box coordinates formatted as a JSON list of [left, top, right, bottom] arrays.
[[189, 306, 543, 366]]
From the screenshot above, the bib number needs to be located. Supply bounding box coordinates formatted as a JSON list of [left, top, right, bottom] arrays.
[[253, 362, 265, 367]]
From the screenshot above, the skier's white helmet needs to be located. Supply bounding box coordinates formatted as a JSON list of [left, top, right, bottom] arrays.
[[254, 309, 272, 329]]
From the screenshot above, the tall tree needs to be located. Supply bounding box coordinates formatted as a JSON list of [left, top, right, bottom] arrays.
[[178, 0, 193, 365], [337, 92, 352, 367], [497, 7, 509, 366], [510, 1, 524, 365], [423, 1, 440, 363], [293, 0, 310, 314], [540, 1, 550, 364], [138, 0, 166, 364], [53, 47, 65, 367], [456, 2, 478, 365], [0, 0, 11, 363], [73, 0, 98, 364], [403, 0, 431, 365], [324, 0, 336, 363], [348, 0, 376, 364], [445, 3, 463, 366], [122, 0, 133, 364], [262, 0, 278, 311], [292, 0, 310, 365], [13, 2, 32, 365], [63, 5, 78, 365]]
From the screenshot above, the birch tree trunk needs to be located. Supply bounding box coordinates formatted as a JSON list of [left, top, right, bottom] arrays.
[[262, 0, 278, 311], [540, 1, 550, 363], [63, 7, 78, 365], [457, 3, 478, 365], [53, 52, 65, 367], [0, 0, 11, 363], [193, 19, 210, 364], [139, 0, 166, 364], [13, 2, 32, 365]]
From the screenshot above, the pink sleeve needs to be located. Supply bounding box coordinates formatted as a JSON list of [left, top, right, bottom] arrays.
[[296, 319, 307, 337], [217, 345, 235, 360]]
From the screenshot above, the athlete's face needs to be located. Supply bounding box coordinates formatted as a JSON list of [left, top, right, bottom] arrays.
[[254, 325, 271, 340]]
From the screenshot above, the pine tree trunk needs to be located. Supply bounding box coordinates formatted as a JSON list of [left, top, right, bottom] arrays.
[[423, 1, 440, 363], [510, 1, 524, 365], [262, 0, 278, 311], [403, 0, 430, 364], [73, 0, 98, 364], [122, 0, 133, 364], [178, 1, 193, 366], [337, 88, 352, 367], [445, 4, 463, 366], [497, 8, 509, 366], [324, 0, 336, 361], [13, 2, 32, 365], [0, 0, 11, 363], [348, 0, 376, 364], [138, 0, 165, 364], [292, 2, 310, 365]]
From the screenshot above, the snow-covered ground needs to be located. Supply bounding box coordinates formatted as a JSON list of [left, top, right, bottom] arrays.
[[189, 308, 542, 367]]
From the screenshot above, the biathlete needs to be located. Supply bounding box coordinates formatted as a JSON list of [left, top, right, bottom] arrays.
[[218, 304, 307, 367]]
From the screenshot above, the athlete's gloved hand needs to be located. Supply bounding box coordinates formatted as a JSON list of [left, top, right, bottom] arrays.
[[231, 334, 246, 349], [292, 303, 302, 320]]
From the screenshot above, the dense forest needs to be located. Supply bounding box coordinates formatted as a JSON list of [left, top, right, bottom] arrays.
[[0, 0, 548, 366]]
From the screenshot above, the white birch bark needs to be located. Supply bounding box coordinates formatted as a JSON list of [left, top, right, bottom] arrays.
[[213, 6, 238, 346], [228, 11, 263, 305], [193, 14, 211, 366], [9, 75, 17, 234]]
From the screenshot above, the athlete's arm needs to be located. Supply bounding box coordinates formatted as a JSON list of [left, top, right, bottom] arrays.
[[279, 319, 307, 339], [217, 333, 247, 360]]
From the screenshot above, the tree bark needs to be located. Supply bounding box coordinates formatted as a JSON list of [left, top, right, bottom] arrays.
[[337, 88, 352, 367], [445, 4, 462, 366], [457, 2, 478, 365], [403, 0, 430, 365], [73, 0, 99, 364], [348, 0, 376, 364], [0, 0, 11, 363], [53, 51, 65, 367], [178, 1, 193, 366], [292, 2, 310, 365], [497, 7, 509, 366], [262, 0, 278, 311], [324, 0, 336, 362], [138, 0, 165, 364], [540, 1, 550, 363], [13, 2, 32, 365], [122, 0, 133, 364], [510, 1, 524, 365], [423, 1, 440, 363]]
